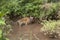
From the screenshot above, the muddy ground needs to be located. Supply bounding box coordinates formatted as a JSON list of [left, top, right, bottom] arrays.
[[6, 22, 60, 40]]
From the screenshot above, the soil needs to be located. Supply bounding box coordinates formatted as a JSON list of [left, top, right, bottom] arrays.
[[6, 22, 60, 40]]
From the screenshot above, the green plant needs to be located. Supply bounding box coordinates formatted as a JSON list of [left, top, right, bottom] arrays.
[[41, 20, 56, 32], [41, 20, 60, 36], [0, 0, 60, 20]]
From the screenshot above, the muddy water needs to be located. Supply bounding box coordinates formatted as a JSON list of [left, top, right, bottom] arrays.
[[7, 23, 60, 40]]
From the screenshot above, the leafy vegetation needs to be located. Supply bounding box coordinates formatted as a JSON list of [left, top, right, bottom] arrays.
[[0, 0, 60, 19], [41, 20, 60, 38], [0, 0, 60, 39]]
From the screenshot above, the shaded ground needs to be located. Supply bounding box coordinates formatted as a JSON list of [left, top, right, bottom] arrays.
[[6, 22, 60, 40]]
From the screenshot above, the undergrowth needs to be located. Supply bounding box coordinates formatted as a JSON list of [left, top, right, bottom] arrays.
[[41, 20, 60, 38]]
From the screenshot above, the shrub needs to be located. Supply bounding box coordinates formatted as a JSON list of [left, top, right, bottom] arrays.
[[0, 0, 60, 21], [40, 20, 60, 38]]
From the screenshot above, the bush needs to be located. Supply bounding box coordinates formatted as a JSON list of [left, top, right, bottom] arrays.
[[40, 20, 60, 38], [0, 0, 60, 21]]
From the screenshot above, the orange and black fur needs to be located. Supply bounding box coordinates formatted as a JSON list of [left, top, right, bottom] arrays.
[[17, 17, 33, 27]]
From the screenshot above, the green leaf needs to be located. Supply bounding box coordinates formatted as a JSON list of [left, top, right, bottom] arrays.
[[0, 30, 2, 38], [0, 18, 5, 25]]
